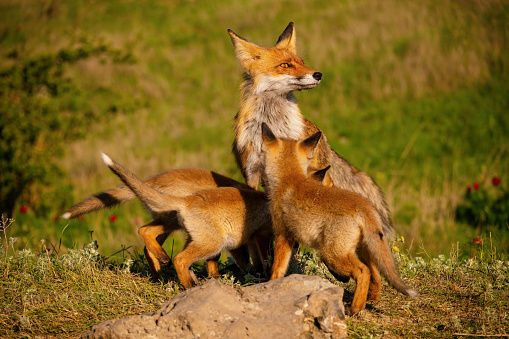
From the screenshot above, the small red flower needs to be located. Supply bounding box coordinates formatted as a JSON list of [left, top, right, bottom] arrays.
[[472, 236, 483, 245], [133, 217, 143, 226], [109, 214, 117, 222], [19, 205, 28, 214], [53, 216, 60, 221], [492, 177, 501, 186], [78, 216, 86, 222], [473, 182, 480, 190], [466, 186, 471, 192]]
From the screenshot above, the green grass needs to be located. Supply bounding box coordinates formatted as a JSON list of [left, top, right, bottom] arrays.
[[1, 1, 508, 259], [1, 219, 508, 338]]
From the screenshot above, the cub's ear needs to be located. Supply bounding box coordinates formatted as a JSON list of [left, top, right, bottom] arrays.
[[261, 123, 277, 145], [228, 29, 263, 72], [275, 22, 296, 54], [309, 165, 331, 184], [299, 130, 322, 160], [302, 131, 322, 149]]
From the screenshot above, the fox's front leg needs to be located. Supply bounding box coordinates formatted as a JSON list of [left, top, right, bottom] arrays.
[[270, 233, 295, 280]]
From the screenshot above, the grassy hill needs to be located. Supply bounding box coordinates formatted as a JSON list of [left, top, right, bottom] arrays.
[[1, 232, 508, 338], [1, 0, 508, 259]]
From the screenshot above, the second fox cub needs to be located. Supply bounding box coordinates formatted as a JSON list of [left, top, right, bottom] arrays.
[[228, 22, 394, 238], [260, 123, 418, 315]]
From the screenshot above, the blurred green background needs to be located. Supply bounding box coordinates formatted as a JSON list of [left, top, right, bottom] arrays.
[[1, 0, 508, 260]]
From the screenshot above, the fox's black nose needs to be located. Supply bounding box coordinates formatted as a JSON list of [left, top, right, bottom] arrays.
[[313, 72, 322, 81]]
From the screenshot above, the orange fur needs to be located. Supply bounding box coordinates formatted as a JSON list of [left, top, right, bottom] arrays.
[[260, 124, 418, 315], [228, 22, 395, 238], [100, 153, 272, 289]]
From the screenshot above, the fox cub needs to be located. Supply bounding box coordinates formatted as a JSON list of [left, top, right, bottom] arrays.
[[260, 123, 418, 315], [100, 153, 272, 289], [228, 22, 394, 238]]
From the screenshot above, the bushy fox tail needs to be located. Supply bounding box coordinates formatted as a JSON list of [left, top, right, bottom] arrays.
[[62, 186, 136, 219], [364, 219, 419, 298], [100, 153, 184, 214]]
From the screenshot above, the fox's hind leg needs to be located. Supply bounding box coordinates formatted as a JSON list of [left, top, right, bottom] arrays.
[[366, 264, 381, 301], [254, 233, 273, 276], [138, 216, 181, 274], [143, 240, 168, 274], [173, 239, 223, 289], [322, 252, 371, 316], [247, 240, 263, 273], [204, 247, 262, 278], [206, 254, 221, 278], [270, 233, 295, 280], [322, 260, 351, 283], [228, 246, 251, 272], [139, 222, 170, 274], [357, 245, 382, 301]]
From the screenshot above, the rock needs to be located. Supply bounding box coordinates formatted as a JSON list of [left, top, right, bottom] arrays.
[[82, 274, 347, 339]]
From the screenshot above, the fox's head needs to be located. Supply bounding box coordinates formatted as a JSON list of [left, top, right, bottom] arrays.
[[260, 122, 322, 187], [228, 22, 322, 95]]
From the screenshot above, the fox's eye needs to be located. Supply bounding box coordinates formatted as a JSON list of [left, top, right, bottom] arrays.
[[280, 63, 291, 68]]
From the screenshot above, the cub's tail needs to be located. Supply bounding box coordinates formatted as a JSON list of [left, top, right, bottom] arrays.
[[100, 153, 184, 214], [364, 218, 418, 298]]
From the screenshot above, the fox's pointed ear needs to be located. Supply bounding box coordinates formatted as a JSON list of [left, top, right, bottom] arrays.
[[228, 29, 262, 72], [311, 165, 331, 183], [300, 131, 322, 159], [275, 22, 296, 54], [261, 123, 277, 145]]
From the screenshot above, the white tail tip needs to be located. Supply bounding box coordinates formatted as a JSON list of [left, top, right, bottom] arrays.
[[407, 289, 419, 298], [61, 212, 71, 219], [101, 152, 113, 166]]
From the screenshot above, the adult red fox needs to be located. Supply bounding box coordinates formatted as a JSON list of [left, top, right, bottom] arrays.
[[228, 22, 394, 237], [260, 123, 418, 315]]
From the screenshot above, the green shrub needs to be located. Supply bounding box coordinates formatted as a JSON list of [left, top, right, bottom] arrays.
[[0, 41, 137, 218]]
